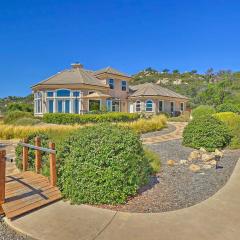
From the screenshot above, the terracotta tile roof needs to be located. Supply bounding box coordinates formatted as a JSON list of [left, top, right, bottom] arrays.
[[32, 67, 108, 88], [129, 83, 188, 99], [94, 66, 130, 77]]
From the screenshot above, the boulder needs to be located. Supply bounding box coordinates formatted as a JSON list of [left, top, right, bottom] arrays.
[[189, 164, 201, 173], [210, 160, 217, 166], [202, 153, 215, 162], [167, 160, 176, 166], [188, 151, 201, 161]]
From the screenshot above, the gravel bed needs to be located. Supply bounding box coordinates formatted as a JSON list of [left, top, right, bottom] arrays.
[[100, 139, 240, 213], [0, 217, 31, 240]]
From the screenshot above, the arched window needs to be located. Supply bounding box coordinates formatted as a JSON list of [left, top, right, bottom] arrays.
[[56, 89, 71, 97], [145, 100, 153, 112], [135, 100, 141, 112]]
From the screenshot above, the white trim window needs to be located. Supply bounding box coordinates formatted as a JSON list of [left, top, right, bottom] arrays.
[[121, 81, 127, 91], [108, 79, 115, 89], [145, 100, 153, 112], [159, 100, 164, 112], [135, 100, 141, 112], [34, 92, 43, 114]]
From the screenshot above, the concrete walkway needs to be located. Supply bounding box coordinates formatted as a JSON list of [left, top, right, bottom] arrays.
[[142, 122, 187, 144], [6, 156, 240, 240]]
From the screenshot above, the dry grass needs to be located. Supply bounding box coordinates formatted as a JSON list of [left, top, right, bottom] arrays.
[[119, 114, 167, 134], [0, 122, 82, 140]]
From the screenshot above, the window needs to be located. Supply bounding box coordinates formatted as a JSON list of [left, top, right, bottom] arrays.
[[108, 79, 114, 89], [73, 91, 80, 97], [145, 100, 153, 112], [106, 99, 112, 112], [159, 100, 164, 112], [34, 91, 42, 114], [135, 101, 141, 112], [180, 102, 184, 111], [65, 100, 70, 113], [121, 81, 127, 91], [56, 89, 70, 97], [48, 100, 54, 113], [112, 100, 120, 112], [57, 100, 63, 113], [170, 102, 174, 112], [74, 99, 79, 114], [47, 91, 54, 97]]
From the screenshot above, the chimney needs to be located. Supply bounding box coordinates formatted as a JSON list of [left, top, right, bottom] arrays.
[[71, 62, 83, 69]]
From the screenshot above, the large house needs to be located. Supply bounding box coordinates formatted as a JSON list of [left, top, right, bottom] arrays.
[[32, 63, 188, 116]]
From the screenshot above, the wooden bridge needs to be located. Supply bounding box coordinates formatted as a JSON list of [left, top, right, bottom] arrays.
[[0, 138, 62, 219]]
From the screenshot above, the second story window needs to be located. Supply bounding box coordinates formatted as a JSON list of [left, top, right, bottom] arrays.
[[121, 81, 127, 91], [108, 79, 114, 89]]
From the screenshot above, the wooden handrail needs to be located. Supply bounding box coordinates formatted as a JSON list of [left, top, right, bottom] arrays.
[[19, 137, 57, 186], [0, 150, 6, 204]]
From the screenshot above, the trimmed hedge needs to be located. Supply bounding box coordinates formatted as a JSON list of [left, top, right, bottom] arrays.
[[183, 115, 232, 151], [43, 112, 140, 125], [57, 124, 151, 205], [216, 103, 240, 113], [191, 105, 216, 119]]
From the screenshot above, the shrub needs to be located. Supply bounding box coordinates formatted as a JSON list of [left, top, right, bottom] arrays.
[[214, 112, 240, 149], [43, 112, 140, 125], [183, 115, 232, 151], [13, 117, 41, 126], [57, 124, 151, 205], [7, 102, 33, 113], [4, 111, 33, 124], [119, 115, 167, 134], [191, 105, 215, 119], [216, 103, 240, 113], [15, 133, 51, 176], [144, 147, 161, 174], [168, 111, 190, 122]]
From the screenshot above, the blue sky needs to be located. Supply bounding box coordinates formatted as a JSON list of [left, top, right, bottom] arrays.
[[0, 0, 240, 97]]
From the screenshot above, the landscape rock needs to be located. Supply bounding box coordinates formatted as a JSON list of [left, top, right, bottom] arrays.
[[199, 147, 207, 153], [180, 160, 187, 165], [210, 160, 217, 166], [202, 164, 212, 169], [202, 153, 215, 162], [215, 149, 224, 158], [167, 160, 176, 166], [189, 164, 201, 173], [188, 151, 201, 161]]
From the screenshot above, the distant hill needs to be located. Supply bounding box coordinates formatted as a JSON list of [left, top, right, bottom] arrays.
[[0, 94, 33, 114], [130, 68, 240, 107]]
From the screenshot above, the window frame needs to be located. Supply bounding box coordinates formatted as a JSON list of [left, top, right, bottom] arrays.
[[135, 100, 141, 112], [159, 100, 164, 112], [121, 80, 127, 91], [108, 79, 115, 89], [145, 99, 153, 112]]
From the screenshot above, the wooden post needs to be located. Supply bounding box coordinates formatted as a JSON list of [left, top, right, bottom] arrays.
[[35, 137, 41, 173], [22, 138, 29, 171], [49, 142, 57, 186], [0, 150, 6, 204]]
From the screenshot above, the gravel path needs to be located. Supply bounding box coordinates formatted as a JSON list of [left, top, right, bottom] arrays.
[[0, 217, 30, 240], [141, 123, 176, 138], [100, 140, 240, 213]]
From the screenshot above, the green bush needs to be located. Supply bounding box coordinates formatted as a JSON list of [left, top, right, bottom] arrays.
[[15, 133, 51, 176], [144, 147, 161, 174], [216, 103, 240, 113], [7, 102, 33, 113], [57, 124, 151, 205], [13, 117, 41, 126], [4, 111, 34, 124], [214, 112, 240, 149], [183, 115, 232, 151], [43, 112, 140, 125], [191, 105, 216, 119]]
